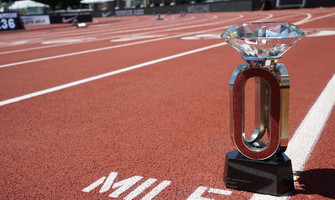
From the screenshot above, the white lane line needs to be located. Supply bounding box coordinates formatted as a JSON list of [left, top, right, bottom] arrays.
[[0, 14, 219, 54], [0, 42, 227, 107], [286, 74, 335, 171], [297, 12, 335, 25], [0, 14, 244, 69], [2, 11, 272, 55], [249, 12, 335, 199], [294, 13, 312, 25], [0, 12, 283, 69], [0, 14, 239, 55], [250, 73, 335, 200], [0, 31, 226, 69]]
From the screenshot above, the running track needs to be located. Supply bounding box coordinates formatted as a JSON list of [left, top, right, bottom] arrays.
[[1, 7, 335, 200]]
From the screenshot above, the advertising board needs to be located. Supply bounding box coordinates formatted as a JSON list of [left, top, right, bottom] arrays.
[[0, 12, 24, 31], [20, 15, 50, 26], [49, 12, 92, 24]]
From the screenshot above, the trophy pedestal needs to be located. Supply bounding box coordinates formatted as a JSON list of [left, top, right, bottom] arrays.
[[223, 150, 294, 196]]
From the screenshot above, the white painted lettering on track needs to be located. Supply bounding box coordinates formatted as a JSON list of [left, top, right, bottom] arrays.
[[187, 186, 232, 200], [83, 171, 170, 199], [83, 171, 232, 199], [141, 180, 172, 200], [125, 178, 158, 200]]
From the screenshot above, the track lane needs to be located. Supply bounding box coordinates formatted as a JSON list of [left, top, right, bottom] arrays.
[[0, 8, 334, 200], [1, 35, 333, 199], [3, 11, 310, 69], [0, 14, 219, 52], [0, 39, 226, 101], [290, 108, 335, 200], [1, 12, 279, 100], [0, 10, 315, 64], [0, 13, 246, 63], [0, 10, 317, 101], [0, 44, 248, 199]]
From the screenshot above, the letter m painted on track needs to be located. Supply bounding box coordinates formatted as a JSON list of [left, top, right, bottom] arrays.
[[82, 172, 171, 200]]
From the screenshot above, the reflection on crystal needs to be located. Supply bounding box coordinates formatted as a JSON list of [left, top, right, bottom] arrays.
[[222, 22, 305, 60]]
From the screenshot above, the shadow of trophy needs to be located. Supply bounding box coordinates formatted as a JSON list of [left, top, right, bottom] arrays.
[[221, 22, 305, 196]]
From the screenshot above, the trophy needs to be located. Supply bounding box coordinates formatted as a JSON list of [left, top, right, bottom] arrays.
[[221, 22, 305, 195]]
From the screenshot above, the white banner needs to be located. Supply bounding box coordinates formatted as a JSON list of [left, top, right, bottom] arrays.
[[21, 15, 50, 26], [187, 5, 210, 13], [115, 9, 144, 17]]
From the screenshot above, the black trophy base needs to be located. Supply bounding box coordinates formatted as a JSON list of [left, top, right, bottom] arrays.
[[223, 150, 294, 196]]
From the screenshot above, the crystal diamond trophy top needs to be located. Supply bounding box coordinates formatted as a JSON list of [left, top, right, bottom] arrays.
[[222, 22, 305, 196]]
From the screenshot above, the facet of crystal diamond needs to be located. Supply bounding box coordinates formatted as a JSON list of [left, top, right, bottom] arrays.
[[221, 22, 305, 61]]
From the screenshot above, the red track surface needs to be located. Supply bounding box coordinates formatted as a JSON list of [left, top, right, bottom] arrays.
[[1, 8, 335, 200]]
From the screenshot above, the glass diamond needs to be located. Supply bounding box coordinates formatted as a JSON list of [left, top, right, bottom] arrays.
[[221, 22, 305, 60]]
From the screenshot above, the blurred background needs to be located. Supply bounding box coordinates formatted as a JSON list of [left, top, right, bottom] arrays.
[[1, 0, 334, 15]]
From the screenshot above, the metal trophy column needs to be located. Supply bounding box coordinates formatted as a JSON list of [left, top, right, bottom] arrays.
[[221, 22, 305, 195]]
